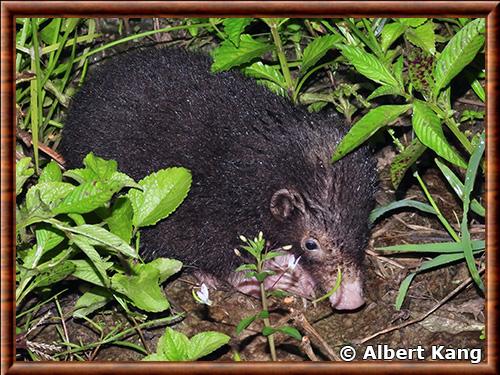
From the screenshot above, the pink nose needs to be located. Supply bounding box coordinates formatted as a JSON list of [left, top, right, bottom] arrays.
[[329, 279, 365, 310]]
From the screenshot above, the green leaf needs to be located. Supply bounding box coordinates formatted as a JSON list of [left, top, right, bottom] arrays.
[[72, 235, 111, 287], [412, 100, 467, 168], [300, 34, 341, 75], [390, 138, 427, 189], [254, 79, 287, 97], [223, 18, 253, 47], [339, 44, 399, 87], [35, 224, 65, 252], [369, 199, 436, 223], [40, 18, 61, 44], [104, 197, 133, 243], [211, 34, 273, 72], [380, 22, 406, 52], [236, 315, 257, 334], [32, 261, 75, 288], [83, 152, 117, 180], [433, 18, 485, 96], [277, 326, 302, 340], [398, 18, 427, 28], [49, 221, 138, 258], [376, 239, 485, 253], [243, 62, 286, 88], [152, 328, 190, 361], [262, 326, 276, 336], [366, 85, 403, 100], [393, 55, 404, 86], [435, 158, 485, 217], [73, 286, 112, 319], [16, 157, 34, 196], [461, 132, 485, 291], [136, 258, 182, 284], [26, 182, 74, 213], [128, 167, 191, 228], [234, 263, 258, 272], [395, 273, 415, 310], [188, 331, 231, 360], [405, 21, 436, 55], [111, 264, 170, 312], [39, 161, 62, 183], [52, 180, 121, 215], [70, 258, 113, 287], [332, 104, 411, 162]]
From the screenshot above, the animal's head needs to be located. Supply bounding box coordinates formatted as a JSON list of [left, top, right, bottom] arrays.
[[269, 140, 377, 310]]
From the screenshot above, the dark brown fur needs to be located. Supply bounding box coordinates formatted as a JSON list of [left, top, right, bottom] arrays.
[[59, 47, 377, 298]]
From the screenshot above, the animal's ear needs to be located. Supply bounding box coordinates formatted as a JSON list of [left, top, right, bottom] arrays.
[[270, 188, 306, 221]]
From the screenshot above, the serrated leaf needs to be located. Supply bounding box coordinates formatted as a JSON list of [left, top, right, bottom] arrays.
[[332, 104, 411, 162], [35, 224, 65, 252], [49, 221, 137, 258], [83, 152, 117, 180], [412, 100, 467, 168], [369, 199, 436, 223], [255, 79, 288, 97], [398, 18, 427, 27], [234, 263, 258, 272], [39, 161, 62, 183], [72, 235, 110, 287], [73, 286, 112, 319], [236, 315, 257, 334], [32, 261, 75, 288], [390, 138, 427, 189], [16, 157, 34, 196], [26, 182, 74, 213], [406, 21, 436, 55], [70, 258, 113, 287], [393, 55, 404, 85], [52, 180, 120, 215], [243, 62, 286, 88], [188, 331, 230, 360], [104, 197, 133, 243], [111, 264, 170, 312], [128, 167, 191, 228], [381, 22, 406, 52], [433, 18, 485, 95], [300, 34, 341, 75], [223, 18, 253, 47], [211, 34, 273, 72], [136, 258, 182, 284], [153, 328, 190, 361], [339, 44, 399, 88]]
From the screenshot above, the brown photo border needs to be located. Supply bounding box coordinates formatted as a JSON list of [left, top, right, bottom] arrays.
[[1, 1, 499, 374]]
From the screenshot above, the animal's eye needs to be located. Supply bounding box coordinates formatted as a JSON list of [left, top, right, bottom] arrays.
[[303, 238, 320, 251]]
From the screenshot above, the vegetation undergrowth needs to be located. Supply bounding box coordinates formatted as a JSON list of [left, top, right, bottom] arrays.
[[15, 17, 485, 361]]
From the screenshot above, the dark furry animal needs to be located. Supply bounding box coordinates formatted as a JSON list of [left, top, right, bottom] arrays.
[[60, 47, 377, 310]]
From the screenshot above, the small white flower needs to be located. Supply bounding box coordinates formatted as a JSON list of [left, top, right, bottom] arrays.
[[239, 235, 248, 243], [234, 248, 242, 257], [194, 283, 212, 306], [287, 255, 301, 271]]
